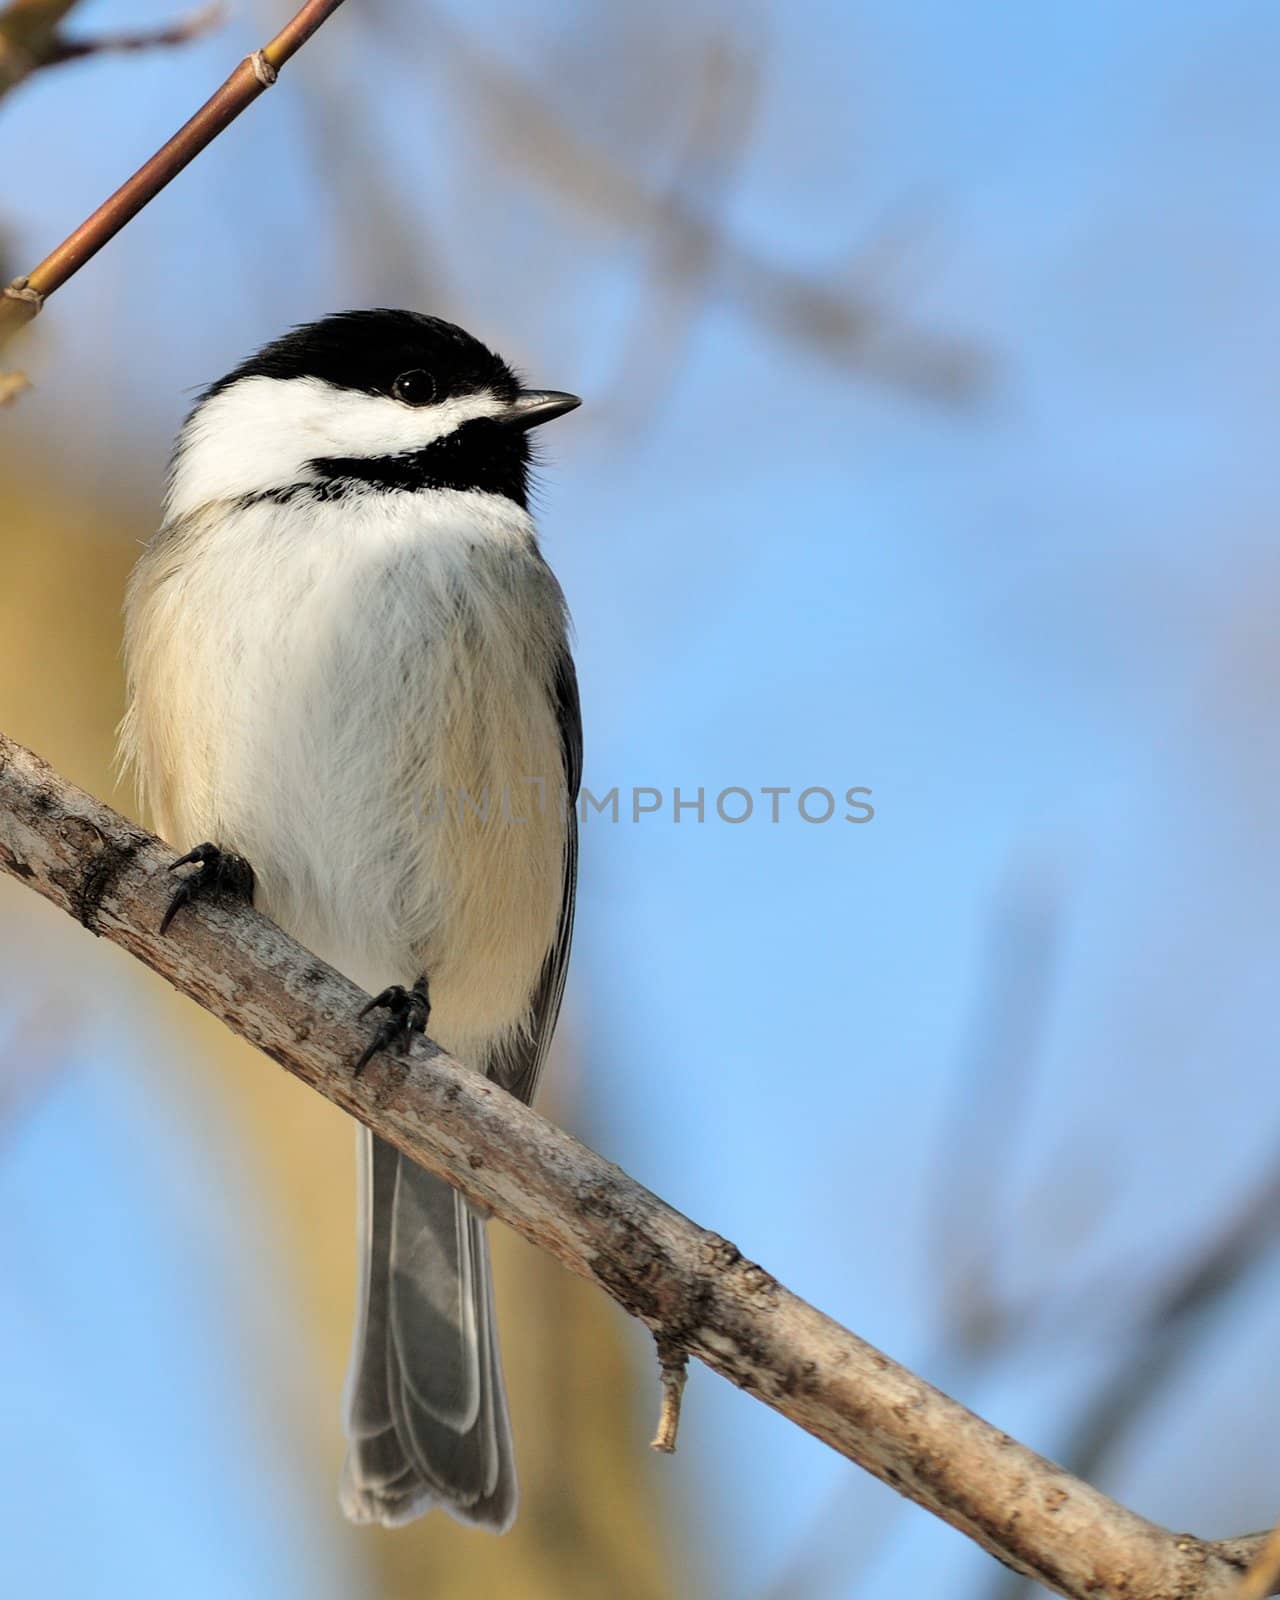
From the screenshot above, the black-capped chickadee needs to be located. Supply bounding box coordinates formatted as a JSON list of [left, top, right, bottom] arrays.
[[119, 309, 582, 1531]]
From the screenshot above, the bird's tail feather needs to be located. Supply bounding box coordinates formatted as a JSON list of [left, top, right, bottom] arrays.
[[339, 1127, 516, 1530]]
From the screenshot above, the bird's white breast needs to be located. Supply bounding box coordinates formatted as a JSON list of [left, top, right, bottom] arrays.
[[121, 488, 570, 1068]]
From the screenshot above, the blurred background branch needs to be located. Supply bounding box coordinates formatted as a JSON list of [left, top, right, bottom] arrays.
[[980, 1141, 1280, 1600], [0, 0, 89, 98], [0, 0, 221, 102], [373, 0, 987, 412]]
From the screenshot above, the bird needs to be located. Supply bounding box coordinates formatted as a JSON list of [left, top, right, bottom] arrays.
[[118, 308, 582, 1531]]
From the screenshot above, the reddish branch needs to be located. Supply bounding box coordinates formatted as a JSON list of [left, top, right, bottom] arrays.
[[0, 0, 347, 348]]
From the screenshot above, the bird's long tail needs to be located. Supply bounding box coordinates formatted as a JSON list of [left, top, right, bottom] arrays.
[[339, 1127, 516, 1529]]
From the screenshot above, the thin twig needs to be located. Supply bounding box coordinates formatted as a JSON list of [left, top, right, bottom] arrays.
[[0, 0, 348, 350], [650, 1341, 689, 1453]]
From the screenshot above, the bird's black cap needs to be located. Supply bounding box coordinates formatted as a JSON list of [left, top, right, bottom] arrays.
[[204, 308, 522, 407]]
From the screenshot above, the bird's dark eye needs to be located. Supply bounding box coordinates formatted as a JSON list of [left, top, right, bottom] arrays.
[[392, 369, 437, 406]]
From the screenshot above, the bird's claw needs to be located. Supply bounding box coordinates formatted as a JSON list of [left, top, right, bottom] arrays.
[[354, 978, 430, 1075], [161, 842, 255, 934]]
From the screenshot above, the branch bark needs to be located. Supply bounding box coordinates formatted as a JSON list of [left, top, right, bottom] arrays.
[[0, 725, 1268, 1600], [0, 0, 347, 350]]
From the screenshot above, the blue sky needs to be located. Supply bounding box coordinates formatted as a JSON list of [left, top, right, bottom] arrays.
[[4, 2, 1280, 1596]]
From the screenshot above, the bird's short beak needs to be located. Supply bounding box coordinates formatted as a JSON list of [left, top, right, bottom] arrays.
[[497, 389, 582, 431]]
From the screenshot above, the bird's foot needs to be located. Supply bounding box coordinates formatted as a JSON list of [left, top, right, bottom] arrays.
[[160, 842, 256, 934], [355, 976, 430, 1075]]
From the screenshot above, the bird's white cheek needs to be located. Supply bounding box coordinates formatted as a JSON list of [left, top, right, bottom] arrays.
[[166, 375, 511, 520]]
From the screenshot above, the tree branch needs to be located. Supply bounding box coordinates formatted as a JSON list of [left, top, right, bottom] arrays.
[[0, 725, 1269, 1599], [0, 0, 347, 351]]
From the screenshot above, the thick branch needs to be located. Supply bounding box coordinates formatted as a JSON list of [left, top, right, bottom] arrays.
[[0, 0, 347, 349], [0, 726, 1268, 1600]]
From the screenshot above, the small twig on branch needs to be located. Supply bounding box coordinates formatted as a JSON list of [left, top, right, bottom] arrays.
[[0, 0, 348, 352], [650, 1340, 689, 1453], [0, 724, 1274, 1600]]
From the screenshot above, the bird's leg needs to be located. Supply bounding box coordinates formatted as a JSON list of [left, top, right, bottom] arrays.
[[355, 975, 431, 1075], [160, 842, 256, 934]]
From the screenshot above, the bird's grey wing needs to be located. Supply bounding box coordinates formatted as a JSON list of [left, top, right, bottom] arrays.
[[489, 645, 581, 1107]]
